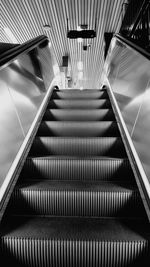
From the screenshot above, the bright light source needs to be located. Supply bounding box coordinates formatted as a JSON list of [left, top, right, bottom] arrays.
[[78, 71, 83, 80], [77, 61, 83, 71], [77, 26, 82, 31], [77, 38, 83, 43], [48, 42, 52, 48], [4, 27, 18, 43], [43, 25, 52, 31], [77, 26, 83, 43], [53, 64, 60, 76], [80, 86, 83, 90]]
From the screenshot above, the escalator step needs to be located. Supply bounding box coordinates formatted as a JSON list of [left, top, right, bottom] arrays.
[[48, 99, 111, 109], [37, 121, 120, 137], [21, 157, 134, 181], [54, 89, 105, 93], [1, 216, 150, 267], [30, 137, 126, 157], [10, 180, 143, 217], [43, 109, 115, 121], [52, 90, 108, 99]]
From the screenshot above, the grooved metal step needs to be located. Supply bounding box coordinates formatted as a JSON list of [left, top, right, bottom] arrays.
[[48, 99, 111, 109], [9, 180, 144, 217], [54, 89, 104, 93], [43, 109, 115, 121], [21, 157, 134, 181], [1, 216, 150, 267], [52, 90, 108, 99], [37, 121, 120, 137], [30, 137, 126, 157]]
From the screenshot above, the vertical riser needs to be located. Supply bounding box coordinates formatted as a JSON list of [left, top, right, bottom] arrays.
[[48, 100, 111, 109], [10, 190, 142, 217], [21, 159, 133, 181], [30, 138, 126, 157], [1, 239, 149, 267], [43, 110, 115, 121], [37, 124, 120, 137], [52, 91, 108, 99]]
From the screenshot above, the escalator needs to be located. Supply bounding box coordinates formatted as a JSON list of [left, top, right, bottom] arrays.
[[1, 87, 150, 266]]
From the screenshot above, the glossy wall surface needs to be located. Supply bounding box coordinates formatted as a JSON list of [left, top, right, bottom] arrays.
[[0, 41, 55, 190], [102, 37, 150, 181]]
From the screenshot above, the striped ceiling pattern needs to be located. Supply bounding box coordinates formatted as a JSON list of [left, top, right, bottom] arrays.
[[1, 0, 125, 89]]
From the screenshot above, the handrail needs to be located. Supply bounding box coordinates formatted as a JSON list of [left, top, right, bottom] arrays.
[[115, 34, 150, 60], [120, 0, 150, 54], [129, 0, 150, 38], [0, 35, 48, 70]]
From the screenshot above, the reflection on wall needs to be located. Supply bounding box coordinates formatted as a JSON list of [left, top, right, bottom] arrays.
[[0, 41, 54, 191], [102, 37, 150, 181]]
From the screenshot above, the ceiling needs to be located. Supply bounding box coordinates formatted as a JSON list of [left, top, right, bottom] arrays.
[[1, 0, 125, 89]]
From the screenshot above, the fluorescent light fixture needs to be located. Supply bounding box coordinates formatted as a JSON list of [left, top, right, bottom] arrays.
[[43, 25, 52, 31], [4, 27, 18, 43], [77, 26, 83, 43], [77, 38, 83, 43], [78, 71, 83, 80], [77, 61, 83, 71], [77, 26, 82, 31], [48, 42, 52, 48], [53, 64, 60, 76]]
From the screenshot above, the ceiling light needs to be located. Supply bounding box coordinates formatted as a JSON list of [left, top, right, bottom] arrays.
[[4, 27, 18, 43], [48, 42, 52, 48], [77, 26, 82, 31], [78, 71, 83, 80], [77, 61, 83, 71], [77, 38, 83, 43], [53, 64, 60, 76], [77, 26, 83, 43], [43, 25, 52, 31]]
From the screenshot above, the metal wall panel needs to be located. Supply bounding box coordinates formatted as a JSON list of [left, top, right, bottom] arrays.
[[0, 42, 54, 192], [102, 37, 150, 180], [0, 75, 23, 185]]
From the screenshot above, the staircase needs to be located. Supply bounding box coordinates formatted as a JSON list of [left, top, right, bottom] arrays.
[[1, 88, 150, 267]]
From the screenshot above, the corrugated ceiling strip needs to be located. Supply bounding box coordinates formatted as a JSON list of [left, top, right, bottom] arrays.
[[54, 1, 65, 56], [57, 0, 68, 54], [23, 1, 41, 37], [92, 0, 107, 84], [51, 0, 64, 56], [12, 1, 32, 40], [1, 3, 25, 43], [1, 0, 124, 89], [113, 0, 124, 32], [46, 1, 62, 65], [108, 0, 119, 31], [65, 0, 76, 80], [110, 0, 121, 31]]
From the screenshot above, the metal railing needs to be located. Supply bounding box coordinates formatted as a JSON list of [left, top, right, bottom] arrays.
[[0, 35, 48, 69], [120, 0, 150, 53]]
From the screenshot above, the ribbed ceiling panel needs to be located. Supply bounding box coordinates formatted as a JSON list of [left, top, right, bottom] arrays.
[[1, 0, 124, 89]]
